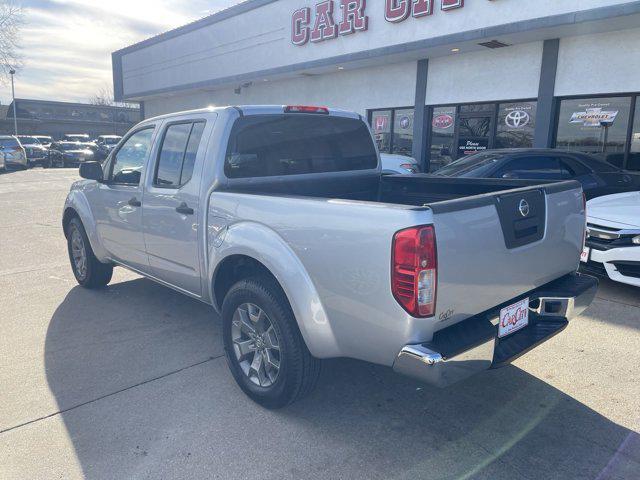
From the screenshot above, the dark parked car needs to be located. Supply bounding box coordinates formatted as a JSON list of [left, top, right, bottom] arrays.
[[432, 149, 640, 200], [17, 136, 52, 168], [50, 141, 97, 167]]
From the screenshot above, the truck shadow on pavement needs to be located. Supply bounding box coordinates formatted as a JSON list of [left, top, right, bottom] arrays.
[[45, 278, 639, 480]]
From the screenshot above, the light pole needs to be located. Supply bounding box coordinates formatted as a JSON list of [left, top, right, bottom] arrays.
[[9, 69, 17, 136]]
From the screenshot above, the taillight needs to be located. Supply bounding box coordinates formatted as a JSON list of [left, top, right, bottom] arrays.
[[392, 226, 437, 317], [284, 105, 329, 114]]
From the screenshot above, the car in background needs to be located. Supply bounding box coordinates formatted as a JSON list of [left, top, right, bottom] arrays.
[[432, 148, 640, 200], [380, 153, 420, 174], [33, 135, 53, 148], [85, 141, 110, 161], [581, 192, 640, 287], [0, 135, 28, 170], [63, 134, 91, 142], [50, 141, 96, 167], [96, 135, 122, 152], [17, 136, 51, 168]]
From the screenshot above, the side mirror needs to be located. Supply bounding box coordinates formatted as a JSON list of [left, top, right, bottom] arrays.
[[79, 161, 104, 182]]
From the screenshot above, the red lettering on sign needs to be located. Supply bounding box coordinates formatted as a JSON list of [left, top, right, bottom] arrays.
[[441, 0, 464, 11], [412, 0, 434, 17], [291, 0, 466, 46], [385, 0, 410, 23], [291, 7, 311, 45], [339, 0, 368, 35], [310, 0, 338, 42]]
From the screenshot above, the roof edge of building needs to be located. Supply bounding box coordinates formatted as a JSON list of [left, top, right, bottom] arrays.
[[113, 0, 278, 57], [114, 1, 640, 102]]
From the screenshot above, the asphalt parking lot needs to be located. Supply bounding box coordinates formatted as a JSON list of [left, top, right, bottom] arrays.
[[0, 168, 639, 479]]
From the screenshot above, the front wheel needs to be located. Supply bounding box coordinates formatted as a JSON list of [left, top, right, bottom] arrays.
[[66, 217, 113, 288], [222, 276, 321, 409]]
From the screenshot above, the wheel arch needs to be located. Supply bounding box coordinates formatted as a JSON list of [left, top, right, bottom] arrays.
[[208, 223, 340, 359], [63, 191, 110, 262]]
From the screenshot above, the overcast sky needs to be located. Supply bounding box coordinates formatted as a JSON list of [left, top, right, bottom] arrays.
[[0, 0, 238, 105]]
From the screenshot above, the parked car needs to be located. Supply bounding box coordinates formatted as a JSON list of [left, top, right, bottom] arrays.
[[0, 135, 28, 169], [17, 136, 51, 168], [85, 141, 110, 161], [581, 191, 640, 287], [33, 135, 53, 148], [96, 135, 122, 152], [380, 153, 420, 174], [63, 105, 597, 408], [432, 149, 640, 200], [63, 133, 91, 142], [50, 141, 96, 167]]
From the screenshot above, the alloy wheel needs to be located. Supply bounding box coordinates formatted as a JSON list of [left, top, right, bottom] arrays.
[[231, 303, 281, 387], [70, 225, 87, 280]]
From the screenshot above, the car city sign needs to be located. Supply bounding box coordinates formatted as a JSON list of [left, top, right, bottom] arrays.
[[291, 0, 465, 45]]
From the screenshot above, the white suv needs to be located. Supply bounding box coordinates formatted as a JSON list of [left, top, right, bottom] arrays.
[[582, 192, 640, 287]]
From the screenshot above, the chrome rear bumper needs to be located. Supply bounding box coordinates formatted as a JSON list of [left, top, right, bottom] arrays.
[[393, 273, 598, 388]]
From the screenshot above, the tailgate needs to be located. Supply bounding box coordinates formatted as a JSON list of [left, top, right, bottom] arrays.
[[431, 181, 585, 331]]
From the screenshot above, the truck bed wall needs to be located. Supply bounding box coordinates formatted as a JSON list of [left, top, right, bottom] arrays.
[[220, 173, 557, 207]]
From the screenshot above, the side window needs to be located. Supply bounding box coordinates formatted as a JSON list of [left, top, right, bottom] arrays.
[[154, 121, 205, 188], [560, 157, 590, 176], [180, 122, 206, 186], [111, 128, 154, 185], [497, 156, 573, 180]]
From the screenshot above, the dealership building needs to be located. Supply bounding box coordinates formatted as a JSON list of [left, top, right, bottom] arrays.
[[113, 0, 640, 172]]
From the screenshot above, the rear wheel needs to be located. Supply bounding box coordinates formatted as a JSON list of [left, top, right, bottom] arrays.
[[222, 276, 321, 409], [66, 217, 113, 288]]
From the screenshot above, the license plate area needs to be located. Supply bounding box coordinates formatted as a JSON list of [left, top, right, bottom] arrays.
[[498, 298, 530, 338], [580, 246, 590, 263]]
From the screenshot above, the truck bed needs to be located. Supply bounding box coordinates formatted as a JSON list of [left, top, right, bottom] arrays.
[[220, 172, 573, 209]]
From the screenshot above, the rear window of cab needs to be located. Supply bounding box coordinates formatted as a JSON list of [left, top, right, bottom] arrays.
[[224, 114, 378, 178]]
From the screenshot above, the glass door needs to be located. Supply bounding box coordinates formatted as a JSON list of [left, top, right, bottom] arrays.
[[454, 103, 496, 160]]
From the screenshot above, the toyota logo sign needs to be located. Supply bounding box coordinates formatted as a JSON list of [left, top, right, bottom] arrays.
[[505, 110, 530, 129]]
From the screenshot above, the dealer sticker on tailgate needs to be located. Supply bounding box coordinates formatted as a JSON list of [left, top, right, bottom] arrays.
[[498, 298, 530, 338]]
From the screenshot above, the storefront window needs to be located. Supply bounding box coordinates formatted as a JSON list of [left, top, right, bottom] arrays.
[[629, 98, 640, 171], [495, 101, 537, 149], [393, 109, 414, 156], [459, 103, 494, 114], [429, 106, 456, 171], [371, 110, 392, 153], [556, 97, 631, 167]]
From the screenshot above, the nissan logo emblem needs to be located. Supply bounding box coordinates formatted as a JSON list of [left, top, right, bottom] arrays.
[[518, 199, 530, 217], [505, 110, 530, 129]]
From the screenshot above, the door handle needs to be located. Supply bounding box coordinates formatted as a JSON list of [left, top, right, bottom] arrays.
[[128, 197, 141, 207], [176, 202, 194, 215]]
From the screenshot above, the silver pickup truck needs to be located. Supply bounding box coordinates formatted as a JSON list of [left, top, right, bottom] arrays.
[[63, 105, 597, 408]]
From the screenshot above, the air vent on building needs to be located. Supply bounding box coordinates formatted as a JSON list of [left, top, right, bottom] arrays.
[[478, 40, 511, 49]]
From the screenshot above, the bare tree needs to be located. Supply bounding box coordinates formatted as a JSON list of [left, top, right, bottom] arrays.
[[89, 84, 138, 109], [89, 85, 115, 106], [0, 1, 24, 84]]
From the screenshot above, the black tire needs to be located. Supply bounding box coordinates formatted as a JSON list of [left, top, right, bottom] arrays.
[[66, 217, 113, 289], [222, 276, 321, 409]]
